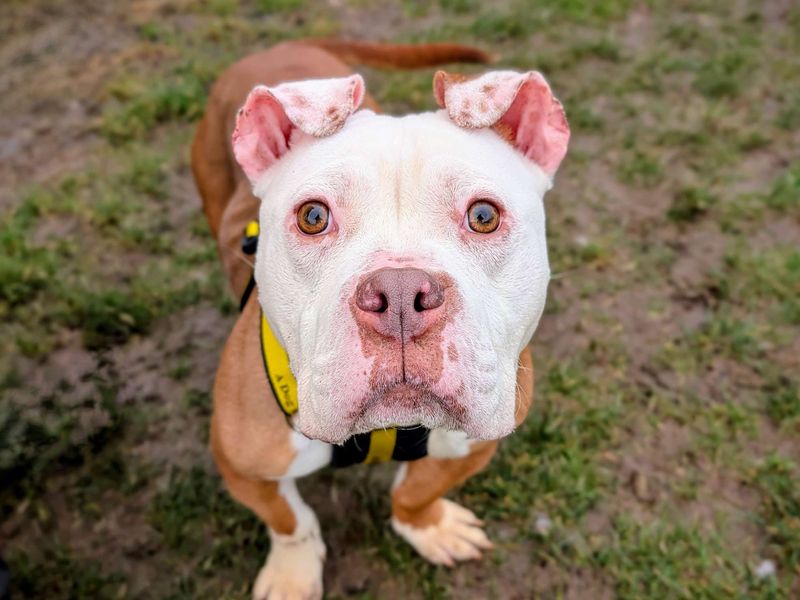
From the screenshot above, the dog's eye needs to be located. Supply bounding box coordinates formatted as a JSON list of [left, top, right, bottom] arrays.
[[297, 201, 330, 235], [466, 200, 500, 234]]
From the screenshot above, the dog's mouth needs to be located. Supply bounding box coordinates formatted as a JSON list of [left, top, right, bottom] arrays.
[[345, 381, 467, 436]]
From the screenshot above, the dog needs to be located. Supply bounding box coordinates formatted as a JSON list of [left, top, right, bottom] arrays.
[[192, 39, 569, 599]]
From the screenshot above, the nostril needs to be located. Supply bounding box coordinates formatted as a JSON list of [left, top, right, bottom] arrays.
[[376, 293, 388, 313], [356, 268, 445, 318], [413, 292, 425, 312], [414, 280, 445, 312]]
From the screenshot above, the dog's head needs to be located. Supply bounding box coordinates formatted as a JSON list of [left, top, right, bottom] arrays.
[[232, 70, 569, 444]]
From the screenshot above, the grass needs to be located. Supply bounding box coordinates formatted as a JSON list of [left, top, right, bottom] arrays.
[[667, 187, 718, 223], [1, 0, 799, 598], [8, 547, 127, 599], [0, 362, 124, 512], [752, 454, 800, 570], [594, 517, 779, 599], [102, 64, 213, 143], [0, 143, 225, 355], [764, 377, 800, 428], [765, 163, 800, 211], [463, 359, 622, 525]]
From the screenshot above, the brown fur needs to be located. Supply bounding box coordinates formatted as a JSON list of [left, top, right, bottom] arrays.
[[209, 298, 297, 482], [305, 39, 492, 70]]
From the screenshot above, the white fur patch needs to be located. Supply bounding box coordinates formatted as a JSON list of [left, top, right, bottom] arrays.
[[391, 462, 409, 492], [426, 429, 471, 459], [391, 498, 492, 566], [252, 480, 325, 600], [436, 70, 524, 128], [272, 75, 364, 137], [283, 431, 332, 479]]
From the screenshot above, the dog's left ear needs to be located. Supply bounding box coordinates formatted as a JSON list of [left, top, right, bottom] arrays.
[[232, 75, 365, 184], [433, 70, 569, 176]]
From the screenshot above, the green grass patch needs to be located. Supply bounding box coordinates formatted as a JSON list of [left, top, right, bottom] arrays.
[[712, 246, 800, 326], [667, 187, 718, 223], [0, 367, 124, 493], [437, 0, 477, 15], [8, 546, 126, 599], [102, 62, 215, 143], [776, 92, 800, 130], [594, 517, 781, 599], [469, 12, 533, 41], [150, 465, 268, 573], [751, 454, 800, 573], [617, 144, 663, 187], [763, 375, 800, 429], [116, 146, 169, 200], [764, 164, 800, 212], [255, 0, 305, 12], [0, 154, 222, 353], [66, 288, 156, 349], [0, 222, 60, 308], [462, 359, 621, 526], [0, 180, 85, 309], [693, 50, 748, 99], [371, 70, 437, 113], [695, 314, 762, 362]]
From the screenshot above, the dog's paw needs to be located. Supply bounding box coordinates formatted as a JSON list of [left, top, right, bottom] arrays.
[[252, 531, 325, 600], [391, 498, 493, 566]]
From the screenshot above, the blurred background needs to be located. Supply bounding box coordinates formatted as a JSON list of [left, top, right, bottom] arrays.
[[1, 0, 798, 598]]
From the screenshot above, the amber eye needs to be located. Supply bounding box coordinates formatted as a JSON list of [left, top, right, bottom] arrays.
[[467, 200, 500, 233], [296, 201, 330, 235]]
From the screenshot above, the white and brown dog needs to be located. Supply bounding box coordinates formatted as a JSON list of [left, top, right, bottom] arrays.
[[192, 40, 569, 599]]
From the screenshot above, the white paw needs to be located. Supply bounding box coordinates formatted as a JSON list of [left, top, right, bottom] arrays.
[[391, 498, 493, 567], [252, 530, 326, 600]]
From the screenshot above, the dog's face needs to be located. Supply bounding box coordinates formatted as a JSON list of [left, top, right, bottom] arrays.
[[233, 71, 569, 444]]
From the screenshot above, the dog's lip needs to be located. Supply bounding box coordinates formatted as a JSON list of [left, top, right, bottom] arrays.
[[334, 381, 469, 442], [351, 381, 462, 419], [296, 382, 496, 444], [289, 384, 438, 445]]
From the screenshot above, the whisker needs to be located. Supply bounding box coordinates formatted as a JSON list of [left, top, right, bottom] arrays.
[[549, 268, 580, 280]]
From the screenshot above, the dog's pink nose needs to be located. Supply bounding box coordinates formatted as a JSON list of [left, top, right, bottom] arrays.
[[354, 268, 445, 341]]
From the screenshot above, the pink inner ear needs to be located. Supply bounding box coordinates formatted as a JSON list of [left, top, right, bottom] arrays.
[[435, 70, 570, 176], [498, 73, 570, 176], [232, 75, 365, 184], [232, 88, 292, 183]]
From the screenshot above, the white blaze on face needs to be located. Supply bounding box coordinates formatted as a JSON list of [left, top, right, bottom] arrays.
[[232, 71, 570, 444]]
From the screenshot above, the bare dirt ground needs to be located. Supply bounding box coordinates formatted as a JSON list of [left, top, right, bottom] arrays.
[[1, 0, 798, 598]]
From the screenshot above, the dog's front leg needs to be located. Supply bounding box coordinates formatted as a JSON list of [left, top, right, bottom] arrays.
[[216, 458, 324, 600], [390, 349, 535, 566], [390, 439, 498, 566]]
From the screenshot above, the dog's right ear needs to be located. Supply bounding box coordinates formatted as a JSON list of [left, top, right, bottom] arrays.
[[433, 70, 569, 177], [232, 75, 365, 184]]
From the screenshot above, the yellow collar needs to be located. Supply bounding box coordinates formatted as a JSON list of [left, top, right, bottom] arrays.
[[258, 311, 397, 464], [259, 311, 299, 415]]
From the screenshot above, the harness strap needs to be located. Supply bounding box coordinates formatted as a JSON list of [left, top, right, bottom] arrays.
[[365, 428, 397, 464], [239, 220, 260, 310]]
